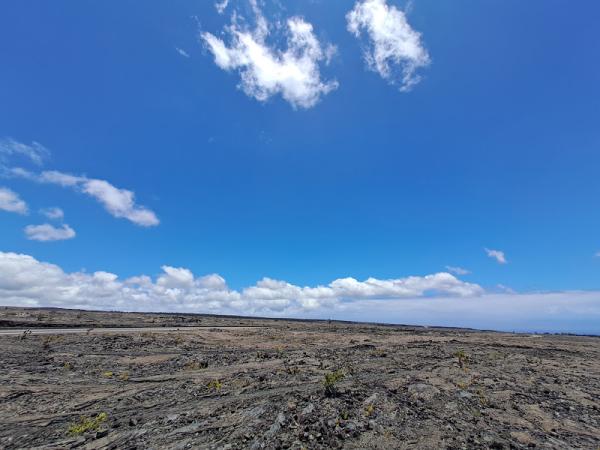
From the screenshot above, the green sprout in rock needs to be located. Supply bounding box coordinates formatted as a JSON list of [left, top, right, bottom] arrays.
[[323, 369, 345, 397], [67, 412, 108, 436], [208, 379, 223, 392], [454, 350, 469, 369]]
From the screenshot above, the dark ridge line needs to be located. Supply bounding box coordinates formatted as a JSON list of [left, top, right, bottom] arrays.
[[0, 305, 598, 338]]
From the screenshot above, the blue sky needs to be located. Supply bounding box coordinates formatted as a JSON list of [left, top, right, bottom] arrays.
[[1, 0, 599, 333]]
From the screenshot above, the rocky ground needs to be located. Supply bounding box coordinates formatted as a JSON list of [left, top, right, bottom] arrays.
[[0, 307, 599, 449]]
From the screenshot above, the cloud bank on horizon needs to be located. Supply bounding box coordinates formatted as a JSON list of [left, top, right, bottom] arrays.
[[1, 251, 599, 334]]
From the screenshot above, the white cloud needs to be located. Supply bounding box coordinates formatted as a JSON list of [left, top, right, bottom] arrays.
[[496, 284, 516, 294], [0, 251, 481, 315], [11, 168, 159, 227], [24, 224, 76, 242], [485, 248, 507, 264], [0, 187, 28, 214], [215, 0, 229, 14], [445, 265, 470, 276], [201, 2, 338, 109], [1, 251, 598, 334], [40, 207, 64, 220], [0, 138, 50, 166], [81, 178, 159, 227], [347, 0, 430, 91], [175, 47, 190, 58]]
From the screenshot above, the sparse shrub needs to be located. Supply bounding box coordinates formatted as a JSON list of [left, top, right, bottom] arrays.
[[454, 350, 469, 369], [42, 335, 62, 351], [364, 403, 375, 417], [208, 379, 223, 392], [119, 371, 130, 381], [19, 329, 32, 341], [323, 370, 344, 397], [67, 412, 108, 436], [456, 380, 469, 390], [102, 371, 114, 378], [370, 349, 387, 358], [63, 362, 73, 371], [283, 359, 300, 375], [476, 388, 488, 406]]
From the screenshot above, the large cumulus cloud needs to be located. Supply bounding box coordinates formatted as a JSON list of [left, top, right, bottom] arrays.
[[2, 252, 599, 334], [0, 251, 481, 315]]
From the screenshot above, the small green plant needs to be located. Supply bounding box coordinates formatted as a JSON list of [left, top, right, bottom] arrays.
[[208, 379, 223, 392], [102, 371, 114, 378], [119, 371, 130, 381], [364, 403, 375, 417], [67, 412, 108, 436], [476, 388, 488, 406], [323, 369, 345, 397], [454, 350, 469, 369], [63, 362, 73, 371]]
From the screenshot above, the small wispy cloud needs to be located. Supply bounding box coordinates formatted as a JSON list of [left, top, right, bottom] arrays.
[[40, 207, 64, 221], [485, 248, 507, 264], [496, 284, 516, 294], [347, 0, 430, 91], [24, 223, 76, 242], [175, 47, 190, 58], [0, 187, 28, 215], [445, 266, 471, 276], [0, 138, 50, 166], [11, 168, 159, 227], [215, 0, 229, 14]]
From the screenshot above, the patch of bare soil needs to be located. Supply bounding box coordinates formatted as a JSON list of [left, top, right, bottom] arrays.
[[0, 307, 599, 449]]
